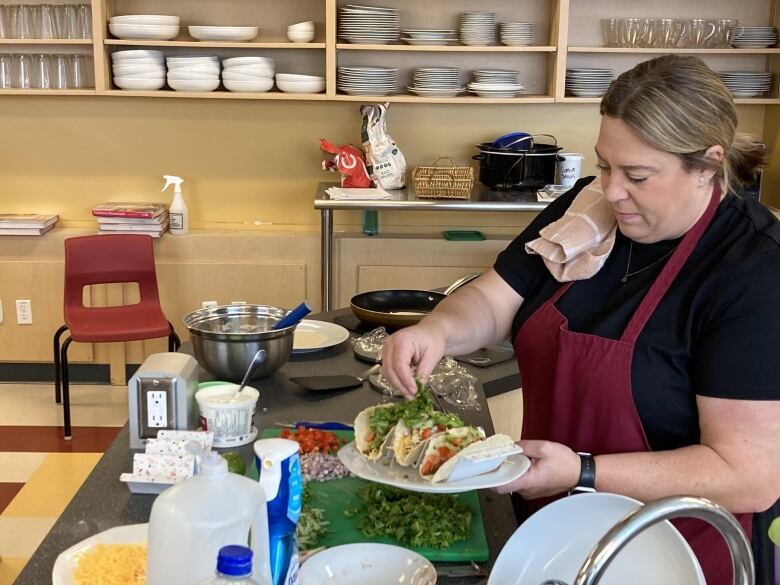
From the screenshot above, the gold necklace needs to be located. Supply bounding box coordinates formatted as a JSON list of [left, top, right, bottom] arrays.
[[621, 241, 677, 284]]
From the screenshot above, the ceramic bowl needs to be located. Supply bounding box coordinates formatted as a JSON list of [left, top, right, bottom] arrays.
[[275, 73, 324, 83], [222, 71, 274, 82], [109, 15, 180, 26], [111, 50, 164, 62], [275, 79, 325, 93], [222, 56, 275, 68], [108, 22, 180, 40], [288, 20, 315, 32], [167, 77, 220, 92], [223, 78, 274, 93], [287, 30, 315, 43], [113, 76, 166, 90]]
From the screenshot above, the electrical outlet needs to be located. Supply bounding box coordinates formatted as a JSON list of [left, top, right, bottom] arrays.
[[15, 300, 32, 324], [201, 300, 218, 309], [147, 390, 167, 428]]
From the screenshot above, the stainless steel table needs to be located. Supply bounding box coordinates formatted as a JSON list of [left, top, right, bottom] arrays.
[[314, 182, 548, 310]]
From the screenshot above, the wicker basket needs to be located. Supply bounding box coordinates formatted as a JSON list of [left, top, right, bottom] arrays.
[[413, 157, 474, 199]]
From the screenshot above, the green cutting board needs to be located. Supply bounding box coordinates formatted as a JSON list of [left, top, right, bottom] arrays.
[[249, 429, 489, 562]]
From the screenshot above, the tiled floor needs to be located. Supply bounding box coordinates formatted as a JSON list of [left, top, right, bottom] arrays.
[[0, 383, 126, 585]]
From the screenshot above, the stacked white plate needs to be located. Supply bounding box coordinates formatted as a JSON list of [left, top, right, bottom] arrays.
[[111, 49, 166, 91], [166, 55, 220, 92], [222, 56, 274, 93], [731, 26, 777, 48], [468, 69, 525, 97], [460, 11, 496, 46], [337, 66, 398, 95], [338, 4, 400, 44], [276, 73, 325, 94], [407, 67, 463, 97], [401, 29, 457, 45], [718, 71, 773, 98], [500, 22, 535, 46], [188, 26, 258, 42], [565, 68, 614, 97], [109, 14, 180, 40]]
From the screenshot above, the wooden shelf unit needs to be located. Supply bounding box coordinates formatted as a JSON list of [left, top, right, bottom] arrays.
[[0, 0, 777, 104]]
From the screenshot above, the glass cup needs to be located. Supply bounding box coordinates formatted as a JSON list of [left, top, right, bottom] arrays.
[[619, 18, 649, 48], [13, 53, 32, 88], [642, 18, 659, 48], [77, 4, 91, 39], [601, 18, 619, 47], [31, 53, 51, 88], [717, 18, 739, 48], [51, 53, 69, 88], [687, 18, 716, 47], [0, 5, 12, 39], [64, 4, 79, 39], [0, 54, 12, 88], [15, 4, 34, 39], [69, 54, 91, 88], [39, 4, 59, 39]]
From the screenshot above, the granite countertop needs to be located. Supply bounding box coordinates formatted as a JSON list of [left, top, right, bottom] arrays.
[[15, 309, 521, 585]]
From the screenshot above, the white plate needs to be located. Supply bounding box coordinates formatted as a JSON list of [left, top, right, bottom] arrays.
[[189, 25, 258, 42], [109, 22, 180, 40], [338, 441, 530, 493], [292, 320, 350, 352], [487, 493, 704, 585], [300, 544, 436, 585], [52, 524, 148, 585]]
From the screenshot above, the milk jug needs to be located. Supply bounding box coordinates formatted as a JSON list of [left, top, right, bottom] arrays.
[[147, 452, 272, 585]]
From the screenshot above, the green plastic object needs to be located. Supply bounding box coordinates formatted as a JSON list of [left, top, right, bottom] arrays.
[[443, 230, 486, 241], [250, 428, 489, 562], [769, 517, 780, 546]]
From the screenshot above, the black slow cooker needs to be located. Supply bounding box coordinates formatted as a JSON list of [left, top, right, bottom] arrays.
[[473, 141, 562, 191]]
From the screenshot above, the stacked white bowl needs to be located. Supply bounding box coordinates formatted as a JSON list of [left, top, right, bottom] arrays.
[[112, 49, 166, 90], [222, 56, 275, 93], [109, 14, 180, 40], [288, 20, 315, 43], [276, 73, 325, 94], [499, 22, 535, 46], [166, 55, 220, 92]]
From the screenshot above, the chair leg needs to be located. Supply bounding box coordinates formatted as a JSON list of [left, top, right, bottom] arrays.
[[61, 337, 73, 441], [53, 325, 69, 404], [168, 322, 181, 352]]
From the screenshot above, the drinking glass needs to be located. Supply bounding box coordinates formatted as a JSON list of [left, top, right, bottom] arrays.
[[51, 53, 68, 88], [601, 18, 619, 47], [687, 18, 716, 47], [64, 4, 79, 39], [619, 18, 648, 48], [0, 5, 12, 38], [31, 53, 51, 88], [0, 54, 12, 88], [77, 3, 91, 39], [15, 4, 34, 39], [40, 4, 59, 39], [54, 4, 67, 39], [642, 18, 658, 48], [717, 18, 739, 47], [12, 53, 32, 88], [69, 54, 91, 88]]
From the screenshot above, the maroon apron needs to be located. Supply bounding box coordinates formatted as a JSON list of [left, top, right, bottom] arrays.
[[513, 183, 752, 585]]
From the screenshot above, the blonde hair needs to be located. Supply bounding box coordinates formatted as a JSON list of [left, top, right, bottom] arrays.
[[600, 55, 765, 194]]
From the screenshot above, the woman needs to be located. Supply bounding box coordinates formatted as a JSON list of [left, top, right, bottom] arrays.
[[382, 55, 780, 584]]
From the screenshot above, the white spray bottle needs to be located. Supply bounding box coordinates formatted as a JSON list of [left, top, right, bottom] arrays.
[[162, 174, 188, 235]]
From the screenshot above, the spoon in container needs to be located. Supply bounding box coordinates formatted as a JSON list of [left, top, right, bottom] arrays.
[[234, 349, 267, 398]]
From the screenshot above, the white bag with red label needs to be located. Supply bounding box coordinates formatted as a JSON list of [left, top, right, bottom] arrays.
[[361, 103, 407, 190]]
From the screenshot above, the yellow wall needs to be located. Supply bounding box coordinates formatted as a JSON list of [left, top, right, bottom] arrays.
[[0, 96, 770, 233]]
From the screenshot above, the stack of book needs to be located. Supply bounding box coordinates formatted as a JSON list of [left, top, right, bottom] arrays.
[[92, 203, 169, 238], [0, 214, 59, 236]]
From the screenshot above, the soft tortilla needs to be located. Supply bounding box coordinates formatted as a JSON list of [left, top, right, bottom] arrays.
[[431, 433, 515, 483], [354, 404, 399, 462], [391, 420, 433, 467]]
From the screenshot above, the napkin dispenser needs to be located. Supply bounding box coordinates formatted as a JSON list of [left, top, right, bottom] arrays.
[[128, 353, 199, 450]]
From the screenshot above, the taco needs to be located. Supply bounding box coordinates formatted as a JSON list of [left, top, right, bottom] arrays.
[[424, 432, 515, 483], [354, 403, 404, 461]]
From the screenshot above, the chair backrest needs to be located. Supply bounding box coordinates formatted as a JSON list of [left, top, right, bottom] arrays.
[[64, 234, 162, 310]]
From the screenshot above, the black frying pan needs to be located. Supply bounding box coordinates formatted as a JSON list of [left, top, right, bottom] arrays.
[[349, 273, 483, 329]]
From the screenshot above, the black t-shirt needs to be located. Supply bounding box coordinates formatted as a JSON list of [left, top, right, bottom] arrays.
[[494, 177, 780, 451]]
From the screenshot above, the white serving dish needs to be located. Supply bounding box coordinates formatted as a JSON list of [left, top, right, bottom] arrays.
[[111, 50, 164, 62], [222, 71, 274, 82], [275, 73, 324, 83], [112, 64, 165, 75], [166, 55, 220, 65], [223, 64, 274, 74], [276, 79, 325, 93], [110, 14, 180, 26], [287, 30, 315, 43], [222, 56, 275, 68], [300, 544, 436, 585], [166, 64, 220, 75], [168, 77, 221, 92], [109, 22, 180, 40], [167, 72, 220, 81], [487, 493, 704, 585], [113, 76, 166, 90], [288, 20, 315, 31], [188, 25, 259, 42], [223, 78, 275, 92]]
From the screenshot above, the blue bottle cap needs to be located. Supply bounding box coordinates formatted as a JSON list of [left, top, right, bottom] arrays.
[[217, 545, 253, 577]]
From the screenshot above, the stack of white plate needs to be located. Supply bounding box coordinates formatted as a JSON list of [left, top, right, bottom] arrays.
[[108, 15, 180, 40], [499, 22, 535, 46], [111, 49, 166, 90], [188, 26, 258, 42], [468, 69, 525, 97], [338, 4, 400, 44], [166, 55, 220, 92], [276, 73, 325, 94], [401, 29, 457, 45], [731, 26, 777, 48], [337, 66, 398, 95], [718, 71, 773, 98], [459, 11, 496, 46], [222, 56, 275, 93], [407, 67, 463, 97], [565, 68, 614, 97]]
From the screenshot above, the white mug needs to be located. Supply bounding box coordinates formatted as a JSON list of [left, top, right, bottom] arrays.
[[557, 153, 585, 187]]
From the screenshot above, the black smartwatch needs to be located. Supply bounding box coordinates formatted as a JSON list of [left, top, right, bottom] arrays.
[[570, 452, 596, 494]]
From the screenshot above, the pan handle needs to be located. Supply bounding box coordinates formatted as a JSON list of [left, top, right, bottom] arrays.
[[443, 272, 482, 295]]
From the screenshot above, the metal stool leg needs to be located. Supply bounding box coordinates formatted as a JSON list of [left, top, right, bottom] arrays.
[[61, 337, 73, 441], [53, 325, 68, 404], [168, 322, 181, 352]]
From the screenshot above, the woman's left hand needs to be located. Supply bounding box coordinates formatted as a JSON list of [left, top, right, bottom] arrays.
[[495, 440, 581, 499]]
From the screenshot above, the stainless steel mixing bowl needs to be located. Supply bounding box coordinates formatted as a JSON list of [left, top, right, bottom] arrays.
[[183, 304, 295, 382]]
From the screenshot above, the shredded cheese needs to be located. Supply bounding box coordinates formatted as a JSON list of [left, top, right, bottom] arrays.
[[73, 543, 147, 585]]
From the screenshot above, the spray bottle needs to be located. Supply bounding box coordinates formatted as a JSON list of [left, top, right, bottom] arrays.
[[254, 438, 302, 585], [162, 174, 188, 235]]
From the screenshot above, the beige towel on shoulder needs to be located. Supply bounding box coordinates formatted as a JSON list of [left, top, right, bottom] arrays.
[[525, 177, 617, 282]]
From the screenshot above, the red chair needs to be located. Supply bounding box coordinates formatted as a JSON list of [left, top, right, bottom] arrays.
[[53, 234, 180, 440]]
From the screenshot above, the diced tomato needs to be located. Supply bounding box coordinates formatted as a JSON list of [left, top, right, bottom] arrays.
[[420, 455, 439, 476], [280, 427, 342, 454], [421, 428, 433, 440]]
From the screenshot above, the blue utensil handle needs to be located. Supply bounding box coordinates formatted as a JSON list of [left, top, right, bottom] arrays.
[[273, 301, 311, 330], [293, 421, 354, 431]]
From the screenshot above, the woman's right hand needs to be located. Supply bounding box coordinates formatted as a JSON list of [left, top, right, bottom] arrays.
[[381, 321, 447, 399]]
